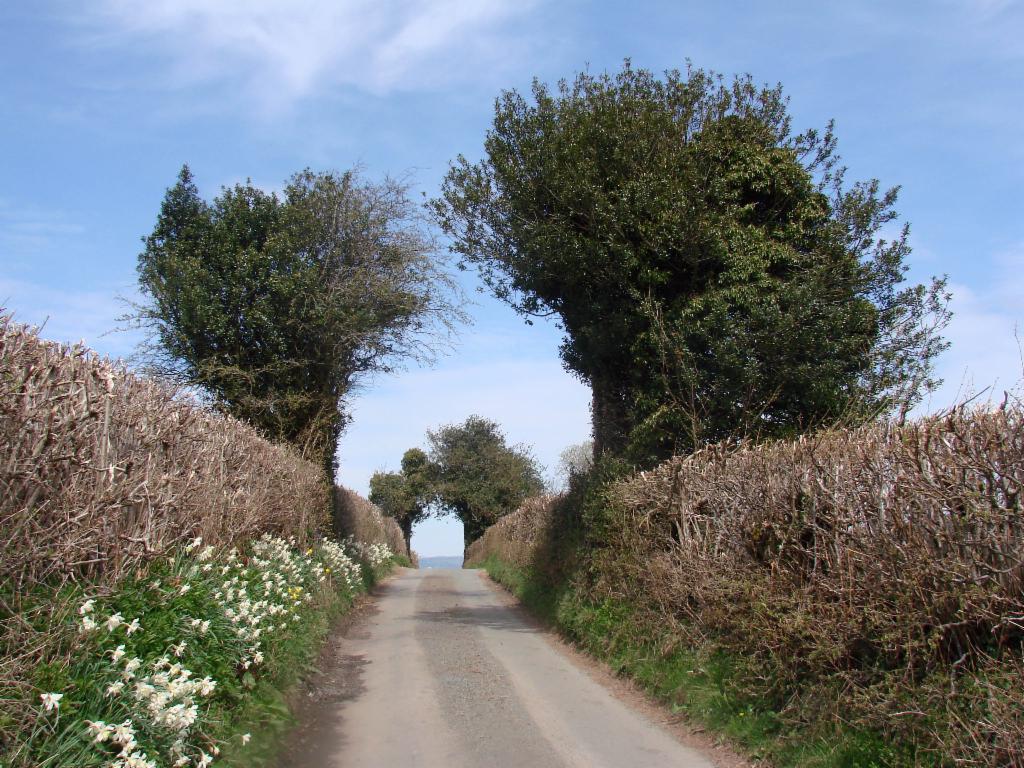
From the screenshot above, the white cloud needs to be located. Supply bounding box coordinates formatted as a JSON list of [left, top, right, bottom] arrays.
[[0, 198, 85, 257], [79, 0, 540, 109], [0, 276, 142, 360], [921, 243, 1024, 411]]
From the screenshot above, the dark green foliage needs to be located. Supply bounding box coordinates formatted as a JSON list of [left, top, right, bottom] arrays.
[[369, 448, 433, 554], [134, 166, 462, 478], [427, 416, 544, 547], [432, 61, 950, 464]]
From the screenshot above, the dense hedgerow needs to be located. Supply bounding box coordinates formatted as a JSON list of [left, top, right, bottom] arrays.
[[331, 488, 407, 559], [0, 318, 410, 767], [467, 405, 1024, 766], [3, 535, 394, 768], [0, 315, 329, 594]]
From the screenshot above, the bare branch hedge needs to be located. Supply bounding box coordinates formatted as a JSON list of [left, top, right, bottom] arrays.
[[602, 407, 1024, 762], [332, 486, 407, 557], [0, 315, 330, 597], [469, 407, 1024, 764], [465, 495, 556, 568]]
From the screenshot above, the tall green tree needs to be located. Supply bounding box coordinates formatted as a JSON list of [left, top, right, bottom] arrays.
[[133, 166, 463, 479], [427, 416, 544, 548], [369, 448, 433, 554], [432, 62, 950, 464]]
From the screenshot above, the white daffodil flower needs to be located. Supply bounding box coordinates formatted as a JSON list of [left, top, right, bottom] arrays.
[[85, 720, 111, 742], [111, 720, 135, 745]]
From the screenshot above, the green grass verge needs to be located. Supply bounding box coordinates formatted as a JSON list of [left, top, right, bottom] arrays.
[[476, 554, 930, 768]]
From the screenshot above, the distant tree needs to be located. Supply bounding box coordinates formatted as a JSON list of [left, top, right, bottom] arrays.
[[427, 416, 544, 548], [132, 166, 463, 480], [555, 440, 594, 490], [369, 447, 433, 554], [432, 62, 950, 465]]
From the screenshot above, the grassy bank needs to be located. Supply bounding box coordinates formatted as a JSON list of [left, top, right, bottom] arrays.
[[2, 536, 398, 768], [477, 553, 921, 768]]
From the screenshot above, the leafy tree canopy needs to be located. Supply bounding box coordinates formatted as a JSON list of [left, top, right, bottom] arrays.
[[426, 416, 544, 548], [369, 448, 433, 554], [432, 61, 949, 465], [133, 166, 463, 479]]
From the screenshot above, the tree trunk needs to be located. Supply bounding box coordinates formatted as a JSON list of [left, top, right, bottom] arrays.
[[323, 416, 343, 486], [591, 372, 631, 459], [400, 517, 413, 557], [462, 517, 486, 552]]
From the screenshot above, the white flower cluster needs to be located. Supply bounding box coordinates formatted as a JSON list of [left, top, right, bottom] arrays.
[[64, 533, 385, 768], [79, 598, 215, 766], [343, 537, 393, 568], [84, 718, 159, 768], [130, 654, 214, 734], [80, 598, 142, 636], [316, 539, 363, 589], [212, 535, 318, 669]]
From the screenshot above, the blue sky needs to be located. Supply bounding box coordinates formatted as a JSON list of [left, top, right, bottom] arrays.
[[3, 1, 1022, 555]]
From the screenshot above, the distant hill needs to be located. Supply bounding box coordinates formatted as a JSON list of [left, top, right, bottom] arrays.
[[419, 556, 463, 569]]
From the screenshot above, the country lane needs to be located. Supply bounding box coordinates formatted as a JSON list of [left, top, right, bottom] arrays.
[[279, 567, 719, 768]]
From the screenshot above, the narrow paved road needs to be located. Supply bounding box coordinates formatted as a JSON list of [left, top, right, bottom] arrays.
[[280, 567, 717, 768]]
